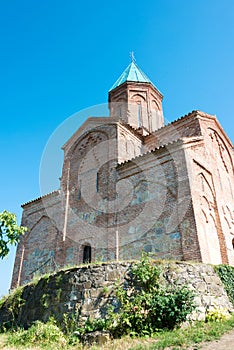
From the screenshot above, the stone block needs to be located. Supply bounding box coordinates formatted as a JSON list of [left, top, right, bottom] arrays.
[[83, 281, 92, 289], [196, 282, 207, 293], [106, 270, 121, 281], [80, 331, 111, 345]]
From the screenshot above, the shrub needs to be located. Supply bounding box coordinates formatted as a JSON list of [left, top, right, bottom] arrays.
[[83, 253, 195, 338], [7, 318, 67, 349]]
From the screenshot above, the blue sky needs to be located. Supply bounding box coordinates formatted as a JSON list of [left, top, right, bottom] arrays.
[[0, 0, 234, 296]]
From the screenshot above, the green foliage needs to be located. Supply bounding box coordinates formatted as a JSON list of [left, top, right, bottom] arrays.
[[56, 288, 62, 301], [30, 272, 51, 288], [7, 318, 67, 349], [1, 313, 234, 350], [76, 317, 108, 336], [61, 311, 81, 345], [106, 253, 195, 337], [102, 286, 109, 295], [62, 312, 78, 333], [55, 274, 63, 286], [205, 307, 231, 322], [130, 252, 161, 291], [0, 286, 25, 329], [0, 210, 27, 259], [214, 264, 234, 305], [41, 293, 50, 308], [61, 314, 108, 345]]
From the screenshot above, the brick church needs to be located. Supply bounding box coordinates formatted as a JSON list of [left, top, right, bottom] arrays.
[[11, 60, 234, 288]]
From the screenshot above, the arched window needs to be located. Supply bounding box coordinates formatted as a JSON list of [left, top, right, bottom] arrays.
[[232, 238, 234, 250], [83, 245, 91, 264], [137, 102, 142, 127]]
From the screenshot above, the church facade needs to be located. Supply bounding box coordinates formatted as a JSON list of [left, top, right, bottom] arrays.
[[11, 61, 234, 288]]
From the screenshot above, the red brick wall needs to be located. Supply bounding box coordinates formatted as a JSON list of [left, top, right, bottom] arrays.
[[11, 112, 234, 289]]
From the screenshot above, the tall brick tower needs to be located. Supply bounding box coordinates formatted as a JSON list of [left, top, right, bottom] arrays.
[[108, 59, 164, 134]]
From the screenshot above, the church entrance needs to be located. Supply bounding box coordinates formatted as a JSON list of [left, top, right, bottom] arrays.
[[83, 245, 91, 264]]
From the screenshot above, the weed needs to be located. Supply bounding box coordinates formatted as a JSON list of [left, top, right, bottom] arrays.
[[0, 286, 25, 329], [206, 307, 231, 322], [40, 293, 50, 308], [1, 313, 234, 350], [6, 318, 67, 349], [56, 274, 63, 287], [137, 313, 234, 350], [56, 288, 62, 302], [102, 286, 109, 295], [30, 272, 51, 288], [214, 264, 234, 305]]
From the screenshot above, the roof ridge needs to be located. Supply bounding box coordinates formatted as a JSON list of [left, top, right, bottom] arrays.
[[22, 190, 60, 207], [147, 110, 200, 137], [117, 138, 183, 167], [119, 119, 145, 139]]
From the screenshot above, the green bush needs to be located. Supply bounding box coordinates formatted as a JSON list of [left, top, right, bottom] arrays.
[[107, 254, 195, 337], [7, 318, 67, 349], [214, 264, 234, 306]]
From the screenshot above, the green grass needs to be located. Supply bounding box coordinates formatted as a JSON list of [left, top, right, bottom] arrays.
[[128, 314, 234, 350], [0, 314, 234, 350], [5, 319, 67, 350]]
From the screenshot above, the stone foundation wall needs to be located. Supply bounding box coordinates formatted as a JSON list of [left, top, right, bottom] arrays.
[[1, 261, 233, 329]]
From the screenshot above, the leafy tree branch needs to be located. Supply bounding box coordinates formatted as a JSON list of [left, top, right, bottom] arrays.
[[0, 210, 27, 259]]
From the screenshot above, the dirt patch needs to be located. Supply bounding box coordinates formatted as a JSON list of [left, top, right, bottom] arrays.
[[186, 329, 234, 350]]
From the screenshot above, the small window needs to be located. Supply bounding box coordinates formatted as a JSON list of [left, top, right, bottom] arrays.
[[77, 188, 81, 201], [77, 180, 81, 200], [96, 173, 99, 192], [83, 245, 91, 264], [119, 106, 122, 118], [137, 103, 142, 127], [232, 238, 234, 250]]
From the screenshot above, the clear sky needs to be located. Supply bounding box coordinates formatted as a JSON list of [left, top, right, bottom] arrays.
[[0, 0, 234, 297]]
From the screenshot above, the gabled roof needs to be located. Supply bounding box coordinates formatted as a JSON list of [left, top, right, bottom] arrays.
[[109, 61, 152, 91]]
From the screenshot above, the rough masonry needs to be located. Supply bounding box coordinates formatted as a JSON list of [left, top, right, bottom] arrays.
[[1, 262, 233, 329]]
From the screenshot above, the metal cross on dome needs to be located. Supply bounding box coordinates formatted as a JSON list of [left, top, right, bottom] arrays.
[[130, 51, 136, 63]]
